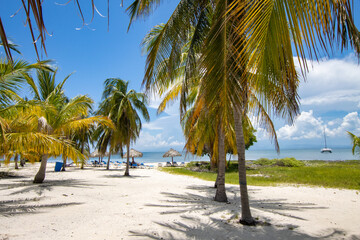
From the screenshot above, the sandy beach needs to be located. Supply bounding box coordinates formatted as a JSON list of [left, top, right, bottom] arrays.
[[0, 163, 359, 240]]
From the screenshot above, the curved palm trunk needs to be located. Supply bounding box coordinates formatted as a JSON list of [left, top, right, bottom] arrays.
[[14, 154, 19, 170], [234, 105, 255, 225], [214, 124, 227, 202], [106, 152, 111, 170], [33, 154, 48, 183], [124, 142, 130, 176]]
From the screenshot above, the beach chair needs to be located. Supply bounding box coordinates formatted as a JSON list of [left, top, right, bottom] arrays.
[[140, 162, 146, 169], [172, 161, 178, 167], [165, 162, 172, 167], [158, 163, 163, 167], [180, 162, 185, 167], [115, 161, 122, 168]]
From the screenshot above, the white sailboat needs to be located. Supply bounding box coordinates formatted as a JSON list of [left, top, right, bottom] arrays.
[[321, 128, 332, 153]]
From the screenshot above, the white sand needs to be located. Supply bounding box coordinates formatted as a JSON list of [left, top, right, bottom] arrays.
[[0, 163, 359, 240]]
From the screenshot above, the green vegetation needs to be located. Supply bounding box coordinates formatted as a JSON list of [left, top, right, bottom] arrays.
[[161, 160, 360, 190], [253, 158, 305, 167]]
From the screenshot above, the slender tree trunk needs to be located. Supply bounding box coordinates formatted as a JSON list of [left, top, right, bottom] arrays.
[[106, 151, 111, 170], [131, 157, 135, 164], [20, 158, 25, 167], [214, 167, 219, 188], [214, 124, 228, 202], [234, 105, 255, 225], [62, 156, 67, 171], [33, 155, 48, 183], [80, 143, 85, 169], [210, 153, 216, 171], [124, 142, 130, 176], [14, 154, 19, 170], [171, 156, 174, 166]]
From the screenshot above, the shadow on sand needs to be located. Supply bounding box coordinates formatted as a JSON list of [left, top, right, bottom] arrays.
[[130, 184, 354, 240], [0, 197, 82, 217], [0, 178, 107, 196]]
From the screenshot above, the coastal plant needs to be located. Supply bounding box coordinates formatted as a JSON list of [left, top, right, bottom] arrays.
[[253, 158, 275, 166], [0, 59, 52, 106], [348, 131, 360, 156], [22, 68, 114, 183], [274, 158, 305, 167], [139, 0, 299, 223], [131, 0, 360, 225], [98, 78, 149, 176]]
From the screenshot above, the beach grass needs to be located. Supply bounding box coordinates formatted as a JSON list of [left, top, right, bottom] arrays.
[[161, 160, 360, 190]]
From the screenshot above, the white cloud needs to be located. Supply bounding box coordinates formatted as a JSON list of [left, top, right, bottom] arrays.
[[134, 132, 184, 151], [326, 112, 360, 137], [277, 110, 323, 140], [276, 111, 360, 141], [142, 116, 172, 130], [296, 56, 360, 112]]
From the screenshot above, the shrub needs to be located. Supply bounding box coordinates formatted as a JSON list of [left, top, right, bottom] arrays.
[[253, 158, 276, 166], [274, 158, 305, 167], [254, 157, 304, 167]]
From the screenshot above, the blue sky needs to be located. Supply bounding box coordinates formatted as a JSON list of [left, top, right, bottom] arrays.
[[1, 1, 360, 152]]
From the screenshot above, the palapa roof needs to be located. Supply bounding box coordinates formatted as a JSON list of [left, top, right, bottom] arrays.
[[163, 148, 182, 158], [90, 150, 109, 158], [123, 148, 143, 158]]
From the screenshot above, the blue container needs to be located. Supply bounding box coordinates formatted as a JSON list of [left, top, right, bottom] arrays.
[[54, 162, 63, 172]]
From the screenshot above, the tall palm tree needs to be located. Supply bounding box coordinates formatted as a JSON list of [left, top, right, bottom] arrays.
[[22, 68, 113, 182], [99, 78, 149, 176], [133, 0, 360, 225]]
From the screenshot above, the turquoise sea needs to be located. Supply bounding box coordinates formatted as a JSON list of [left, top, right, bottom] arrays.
[[48, 148, 358, 163]]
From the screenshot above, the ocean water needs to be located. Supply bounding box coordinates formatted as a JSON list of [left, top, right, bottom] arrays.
[[48, 148, 358, 163]]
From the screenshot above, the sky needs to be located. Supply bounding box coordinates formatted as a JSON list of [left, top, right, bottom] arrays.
[[1, 1, 360, 152]]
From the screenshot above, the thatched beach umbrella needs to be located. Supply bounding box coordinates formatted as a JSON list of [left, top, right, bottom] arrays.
[[123, 148, 143, 164], [90, 150, 100, 158], [163, 148, 182, 165]]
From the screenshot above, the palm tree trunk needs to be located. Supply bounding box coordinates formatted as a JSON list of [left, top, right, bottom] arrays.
[[124, 142, 130, 176], [62, 156, 67, 171], [214, 124, 227, 202], [33, 154, 48, 183], [210, 153, 216, 171], [20, 158, 25, 167], [214, 167, 219, 188], [171, 156, 174, 165], [14, 154, 19, 170], [106, 151, 111, 170], [80, 143, 85, 169], [233, 105, 255, 225]]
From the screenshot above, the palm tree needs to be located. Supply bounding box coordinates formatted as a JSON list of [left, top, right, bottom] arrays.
[[99, 78, 149, 176], [348, 131, 360, 155], [21, 68, 113, 182], [0, 102, 84, 170], [72, 118, 95, 169], [0, 59, 52, 106], [133, 0, 360, 225]]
